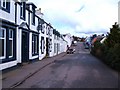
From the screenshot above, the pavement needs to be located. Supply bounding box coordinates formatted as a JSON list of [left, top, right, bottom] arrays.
[[2, 52, 66, 88]]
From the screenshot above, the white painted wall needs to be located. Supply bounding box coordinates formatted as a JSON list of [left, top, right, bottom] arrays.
[[0, 0, 15, 23], [16, 28, 22, 63], [39, 23, 47, 60], [63, 34, 73, 47], [0, 0, 18, 70], [0, 0, 72, 70], [17, 3, 39, 61], [49, 28, 54, 57], [0, 61, 17, 70]]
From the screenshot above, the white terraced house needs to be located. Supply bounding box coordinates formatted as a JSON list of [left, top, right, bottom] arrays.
[[0, 0, 71, 70], [63, 33, 73, 47]]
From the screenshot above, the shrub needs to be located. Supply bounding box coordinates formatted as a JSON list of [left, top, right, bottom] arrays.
[[105, 44, 120, 70], [91, 22, 120, 71]]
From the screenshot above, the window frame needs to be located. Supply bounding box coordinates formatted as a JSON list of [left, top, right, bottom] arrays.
[[2, 0, 6, 8], [35, 35, 38, 54], [41, 24, 45, 33], [31, 7, 35, 25], [8, 29, 13, 58], [54, 43, 56, 53], [49, 39, 52, 52], [0, 0, 10, 13], [41, 37, 44, 54], [20, 2, 25, 20], [32, 34, 38, 56], [0, 27, 6, 59]]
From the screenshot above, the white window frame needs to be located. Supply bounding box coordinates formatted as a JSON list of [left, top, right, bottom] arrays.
[[20, 3, 24, 18], [50, 29, 52, 36], [32, 34, 38, 55], [35, 36, 37, 54], [0, 27, 6, 59], [32, 36, 34, 54], [41, 39, 44, 53], [46, 26, 49, 35], [1, 0, 7, 9], [9, 29, 13, 58], [54, 43, 56, 53], [42, 24, 45, 33], [54, 35, 56, 39]]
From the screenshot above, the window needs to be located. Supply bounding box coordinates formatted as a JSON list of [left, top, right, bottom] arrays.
[[32, 7, 35, 25], [57, 36, 59, 40], [50, 29, 52, 36], [0, 28, 6, 59], [58, 43, 60, 52], [37, 19, 41, 32], [46, 26, 49, 35], [50, 39, 52, 52], [20, 3, 23, 17], [41, 37, 44, 54], [54, 43, 56, 53], [8, 29, 13, 58], [0, 26, 16, 63], [32, 34, 38, 55], [54, 35, 56, 39], [46, 26, 48, 35], [0, 0, 10, 13], [2, 0, 6, 8], [41, 24, 45, 33], [20, 2, 25, 20]]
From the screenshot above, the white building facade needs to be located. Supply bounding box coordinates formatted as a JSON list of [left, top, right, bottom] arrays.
[[0, 0, 18, 70], [0, 0, 70, 70], [63, 33, 73, 47]]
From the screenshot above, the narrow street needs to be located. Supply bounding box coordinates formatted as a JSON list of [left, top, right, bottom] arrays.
[[3, 43, 120, 88], [6, 42, 118, 88]]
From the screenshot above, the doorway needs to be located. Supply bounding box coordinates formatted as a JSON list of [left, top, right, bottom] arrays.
[[21, 31, 29, 62]]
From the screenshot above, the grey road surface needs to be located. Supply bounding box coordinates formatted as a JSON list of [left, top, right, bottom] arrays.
[[15, 42, 119, 88]]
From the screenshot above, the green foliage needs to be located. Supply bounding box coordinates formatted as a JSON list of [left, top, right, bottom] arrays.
[[91, 22, 120, 71], [105, 22, 120, 48], [106, 44, 120, 65]]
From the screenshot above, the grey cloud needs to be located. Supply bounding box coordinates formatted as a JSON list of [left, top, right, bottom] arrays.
[[76, 5, 85, 13], [75, 29, 108, 34]]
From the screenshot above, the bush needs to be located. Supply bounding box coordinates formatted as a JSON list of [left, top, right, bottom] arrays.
[[91, 41, 107, 60], [105, 44, 120, 70], [91, 23, 120, 71], [91, 41, 120, 71]]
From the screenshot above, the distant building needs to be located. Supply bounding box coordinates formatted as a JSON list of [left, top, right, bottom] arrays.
[[63, 33, 73, 47]]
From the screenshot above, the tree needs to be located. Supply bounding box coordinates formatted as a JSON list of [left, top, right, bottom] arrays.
[[105, 22, 120, 48]]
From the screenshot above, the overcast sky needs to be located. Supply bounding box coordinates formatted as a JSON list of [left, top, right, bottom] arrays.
[[29, 0, 119, 37]]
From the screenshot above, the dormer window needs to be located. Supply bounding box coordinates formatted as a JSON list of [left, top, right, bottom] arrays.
[[20, 2, 26, 20], [41, 24, 45, 33], [2, 0, 6, 8], [32, 7, 35, 25], [0, 0, 10, 13]]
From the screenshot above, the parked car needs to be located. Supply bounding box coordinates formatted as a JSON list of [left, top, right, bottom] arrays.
[[67, 48, 75, 54]]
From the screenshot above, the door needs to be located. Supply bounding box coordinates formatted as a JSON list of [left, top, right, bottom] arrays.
[[22, 31, 29, 62]]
